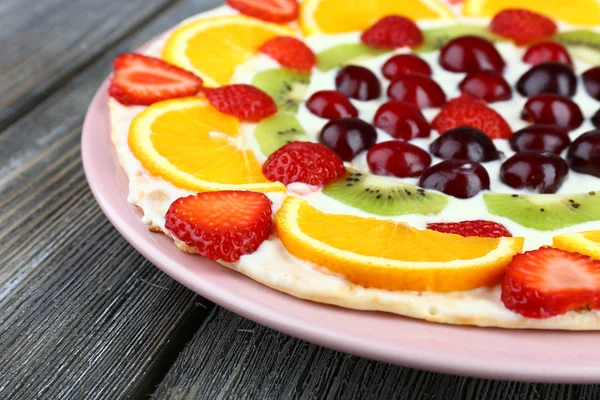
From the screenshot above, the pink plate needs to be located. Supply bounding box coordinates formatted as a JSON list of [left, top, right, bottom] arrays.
[[83, 78, 600, 386]]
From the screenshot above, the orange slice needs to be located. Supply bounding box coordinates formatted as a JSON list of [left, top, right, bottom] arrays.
[[553, 230, 600, 260], [299, 0, 454, 35], [276, 197, 524, 292], [128, 97, 284, 192], [462, 0, 600, 26], [162, 15, 295, 87]]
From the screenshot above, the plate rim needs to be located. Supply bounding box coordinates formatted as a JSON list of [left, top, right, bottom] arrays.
[[82, 42, 600, 386]]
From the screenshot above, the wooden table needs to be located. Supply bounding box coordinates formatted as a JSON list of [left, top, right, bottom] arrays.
[[2, 0, 599, 398]]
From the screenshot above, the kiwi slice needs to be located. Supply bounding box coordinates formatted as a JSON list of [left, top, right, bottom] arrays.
[[555, 30, 600, 65], [416, 25, 504, 53], [484, 192, 600, 231], [254, 114, 309, 156], [316, 43, 389, 72], [252, 68, 310, 113], [323, 170, 448, 216]]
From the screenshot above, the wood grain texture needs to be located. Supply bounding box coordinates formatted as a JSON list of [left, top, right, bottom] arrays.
[[0, 0, 178, 132], [3, 0, 600, 398], [0, 0, 222, 398], [154, 308, 600, 400]]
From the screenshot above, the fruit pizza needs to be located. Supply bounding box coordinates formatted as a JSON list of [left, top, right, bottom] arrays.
[[107, 0, 600, 329]]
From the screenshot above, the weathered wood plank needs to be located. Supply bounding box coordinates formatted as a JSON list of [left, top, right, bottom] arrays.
[[4, 0, 599, 398], [0, 0, 222, 282], [0, 0, 179, 131], [153, 308, 600, 399], [0, 0, 223, 398]]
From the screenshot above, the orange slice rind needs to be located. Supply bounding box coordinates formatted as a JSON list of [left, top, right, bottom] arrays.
[[276, 197, 524, 292], [162, 15, 296, 87], [462, 0, 600, 26], [299, 0, 455, 35], [128, 97, 284, 192], [553, 230, 600, 260]]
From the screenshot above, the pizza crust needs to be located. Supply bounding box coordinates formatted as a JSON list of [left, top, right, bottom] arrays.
[[109, 98, 600, 330], [106, 18, 600, 330]]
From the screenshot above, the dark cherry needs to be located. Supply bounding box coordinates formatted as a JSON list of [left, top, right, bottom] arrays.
[[522, 42, 573, 67], [593, 109, 600, 129], [418, 160, 490, 199], [509, 124, 571, 155], [439, 35, 505, 73], [500, 151, 568, 194], [381, 54, 432, 80], [318, 118, 377, 161], [521, 94, 583, 131], [567, 130, 600, 178], [516, 62, 577, 98], [458, 71, 512, 103], [306, 90, 358, 119], [582, 67, 600, 101], [367, 141, 432, 178], [335, 65, 381, 101], [387, 73, 446, 108], [372, 100, 430, 140], [429, 126, 499, 162]]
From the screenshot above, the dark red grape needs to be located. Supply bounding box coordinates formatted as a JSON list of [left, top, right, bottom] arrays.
[[387, 73, 446, 108], [500, 151, 568, 194], [458, 71, 512, 103], [509, 125, 571, 154], [306, 90, 358, 119], [418, 159, 490, 199], [522, 42, 572, 67], [582, 67, 600, 101], [381, 54, 432, 80], [429, 126, 499, 162], [319, 118, 377, 161], [372, 100, 430, 140], [567, 130, 600, 178], [367, 141, 431, 178], [516, 62, 577, 97], [593, 109, 600, 129], [439, 36, 505, 73], [335, 65, 381, 101], [521, 94, 583, 131]]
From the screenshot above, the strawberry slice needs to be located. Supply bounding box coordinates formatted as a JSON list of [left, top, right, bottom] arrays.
[[432, 94, 512, 139], [502, 247, 600, 318], [205, 84, 277, 122], [427, 220, 512, 238], [361, 15, 424, 49], [165, 191, 273, 262], [259, 36, 316, 72], [227, 0, 298, 23], [262, 142, 345, 186], [109, 53, 203, 106], [490, 9, 557, 45]]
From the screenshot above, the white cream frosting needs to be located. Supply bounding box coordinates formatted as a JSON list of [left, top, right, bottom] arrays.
[[108, 6, 600, 328]]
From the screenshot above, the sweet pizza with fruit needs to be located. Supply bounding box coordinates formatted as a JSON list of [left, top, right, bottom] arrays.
[[107, 0, 600, 329]]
